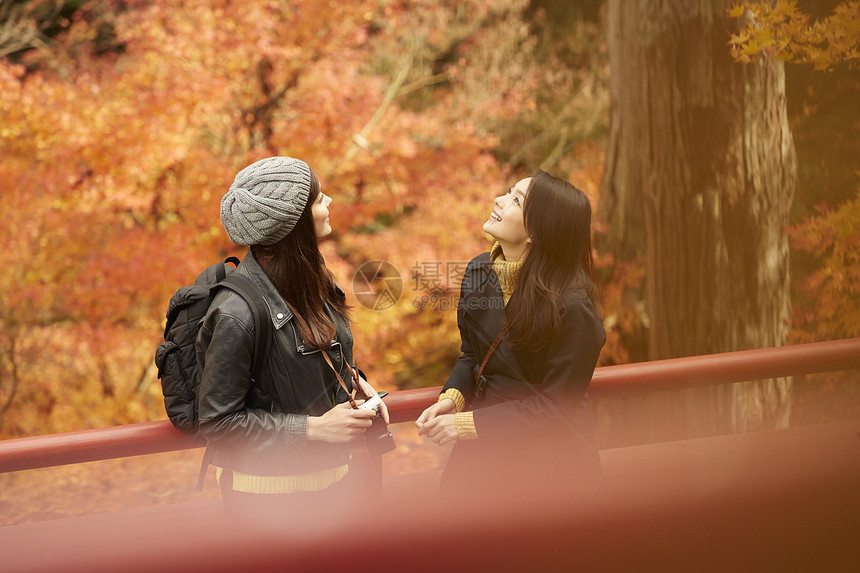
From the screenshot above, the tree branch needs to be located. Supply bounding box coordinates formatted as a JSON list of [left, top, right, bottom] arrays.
[[0, 0, 65, 58], [342, 47, 415, 163]]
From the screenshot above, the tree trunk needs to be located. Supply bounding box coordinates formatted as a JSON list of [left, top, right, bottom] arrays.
[[599, 0, 796, 433]]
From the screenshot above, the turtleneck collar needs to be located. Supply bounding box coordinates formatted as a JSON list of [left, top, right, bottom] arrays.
[[490, 242, 522, 305]]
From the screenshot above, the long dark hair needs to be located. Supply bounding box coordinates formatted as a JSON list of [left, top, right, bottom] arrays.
[[252, 170, 348, 350], [503, 170, 599, 352]]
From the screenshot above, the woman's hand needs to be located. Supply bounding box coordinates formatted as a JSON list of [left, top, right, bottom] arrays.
[[356, 375, 389, 424], [418, 413, 459, 446], [307, 402, 375, 444], [415, 398, 456, 433]]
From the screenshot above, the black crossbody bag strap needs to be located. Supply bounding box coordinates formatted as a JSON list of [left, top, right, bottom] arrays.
[[474, 325, 509, 397]]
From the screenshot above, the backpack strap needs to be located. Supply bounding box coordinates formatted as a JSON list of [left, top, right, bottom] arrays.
[[219, 273, 272, 382], [196, 271, 272, 491], [217, 256, 241, 282]]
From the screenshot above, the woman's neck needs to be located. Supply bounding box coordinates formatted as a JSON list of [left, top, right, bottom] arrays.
[[497, 240, 527, 262]]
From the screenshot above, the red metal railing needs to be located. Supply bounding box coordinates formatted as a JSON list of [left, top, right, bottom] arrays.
[[1, 337, 858, 474]]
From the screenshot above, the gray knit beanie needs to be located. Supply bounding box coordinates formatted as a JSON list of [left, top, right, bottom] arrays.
[[220, 156, 312, 246]]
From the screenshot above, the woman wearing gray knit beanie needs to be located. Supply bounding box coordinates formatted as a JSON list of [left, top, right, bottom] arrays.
[[197, 156, 389, 526]]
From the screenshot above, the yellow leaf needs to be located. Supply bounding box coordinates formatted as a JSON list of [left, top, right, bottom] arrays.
[[731, 29, 751, 44], [744, 38, 761, 55], [729, 3, 746, 19]]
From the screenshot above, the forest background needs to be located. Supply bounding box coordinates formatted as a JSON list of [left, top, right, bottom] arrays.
[[0, 0, 857, 523]]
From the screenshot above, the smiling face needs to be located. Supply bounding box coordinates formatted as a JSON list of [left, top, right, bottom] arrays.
[[312, 189, 332, 238], [483, 177, 531, 261]]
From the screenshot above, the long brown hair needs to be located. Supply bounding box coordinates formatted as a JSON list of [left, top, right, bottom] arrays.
[[503, 170, 599, 352], [252, 170, 348, 349]]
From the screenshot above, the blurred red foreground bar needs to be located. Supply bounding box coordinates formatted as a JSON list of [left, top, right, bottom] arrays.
[[2, 419, 858, 573]]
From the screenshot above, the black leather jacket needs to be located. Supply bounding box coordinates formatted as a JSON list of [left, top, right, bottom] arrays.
[[196, 250, 355, 476]]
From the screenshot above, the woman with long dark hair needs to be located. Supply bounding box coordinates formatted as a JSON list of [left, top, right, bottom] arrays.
[[197, 156, 388, 523], [416, 170, 605, 496]]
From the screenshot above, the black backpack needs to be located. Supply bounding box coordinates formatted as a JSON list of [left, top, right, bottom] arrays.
[[154, 257, 272, 439]]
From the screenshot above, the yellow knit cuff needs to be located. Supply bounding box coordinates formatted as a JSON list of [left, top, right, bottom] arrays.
[[438, 388, 465, 413], [455, 411, 478, 440]]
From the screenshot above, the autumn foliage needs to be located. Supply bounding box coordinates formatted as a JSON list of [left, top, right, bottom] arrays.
[[0, 0, 613, 440], [788, 189, 860, 342], [1, 0, 856, 525], [729, 1, 860, 69]]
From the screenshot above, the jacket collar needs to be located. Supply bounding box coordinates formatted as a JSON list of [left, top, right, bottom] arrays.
[[459, 253, 530, 380], [236, 249, 293, 330], [460, 253, 506, 337]]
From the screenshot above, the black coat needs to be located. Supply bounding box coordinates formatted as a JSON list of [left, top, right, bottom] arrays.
[[441, 252, 606, 492], [196, 250, 355, 477]]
